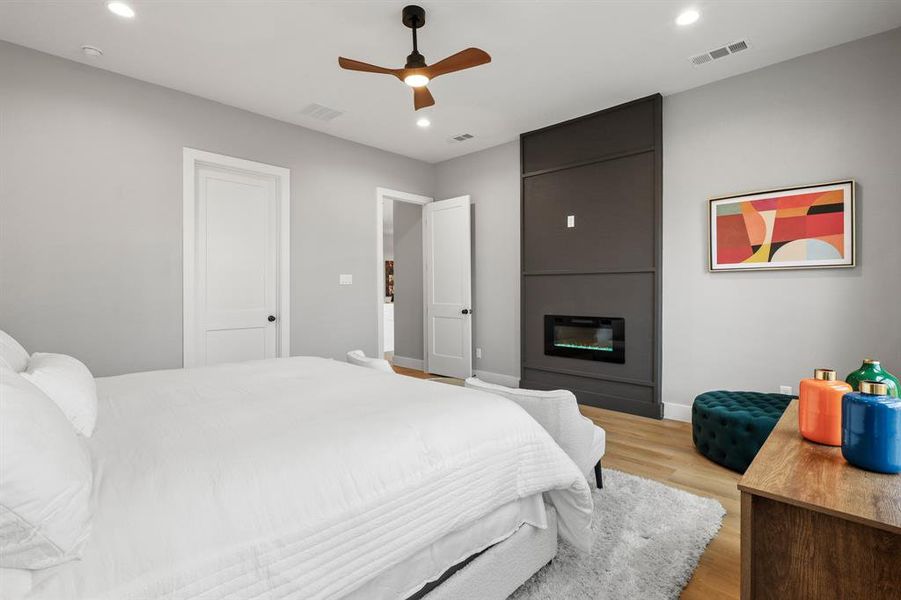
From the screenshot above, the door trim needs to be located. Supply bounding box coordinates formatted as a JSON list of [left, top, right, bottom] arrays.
[[375, 187, 432, 369], [183, 148, 291, 367]]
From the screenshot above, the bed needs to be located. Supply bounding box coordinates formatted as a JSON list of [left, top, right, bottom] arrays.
[[21, 357, 593, 599]]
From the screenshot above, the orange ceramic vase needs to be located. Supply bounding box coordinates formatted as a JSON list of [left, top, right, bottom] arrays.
[[799, 368, 852, 446]]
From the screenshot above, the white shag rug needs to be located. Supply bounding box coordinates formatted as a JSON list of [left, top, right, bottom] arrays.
[[510, 469, 725, 600]]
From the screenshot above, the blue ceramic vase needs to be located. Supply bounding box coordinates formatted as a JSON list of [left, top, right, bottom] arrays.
[[841, 381, 901, 474]]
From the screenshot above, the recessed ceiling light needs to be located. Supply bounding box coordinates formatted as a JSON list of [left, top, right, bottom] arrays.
[[416, 117, 431, 128], [676, 9, 700, 26], [107, 1, 135, 19], [81, 45, 103, 58]]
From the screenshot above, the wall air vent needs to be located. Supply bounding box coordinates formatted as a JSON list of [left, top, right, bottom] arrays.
[[299, 103, 344, 122], [447, 133, 475, 144], [689, 39, 751, 66]]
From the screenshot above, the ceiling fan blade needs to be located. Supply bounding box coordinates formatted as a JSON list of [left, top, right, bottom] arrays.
[[338, 57, 402, 79], [413, 86, 435, 111], [424, 48, 491, 79]]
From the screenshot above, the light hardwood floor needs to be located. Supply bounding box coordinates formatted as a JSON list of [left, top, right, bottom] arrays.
[[392, 366, 741, 599], [390, 364, 434, 379]]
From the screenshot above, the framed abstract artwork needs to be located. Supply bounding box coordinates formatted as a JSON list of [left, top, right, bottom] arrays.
[[708, 180, 855, 272]]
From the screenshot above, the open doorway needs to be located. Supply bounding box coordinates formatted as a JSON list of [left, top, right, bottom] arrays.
[[376, 188, 474, 380], [376, 188, 431, 371]]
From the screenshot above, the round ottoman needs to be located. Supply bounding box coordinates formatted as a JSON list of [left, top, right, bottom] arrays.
[[692, 391, 793, 473]]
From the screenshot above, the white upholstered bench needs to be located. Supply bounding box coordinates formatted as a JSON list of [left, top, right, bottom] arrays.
[[464, 377, 606, 488], [346, 350, 395, 373]]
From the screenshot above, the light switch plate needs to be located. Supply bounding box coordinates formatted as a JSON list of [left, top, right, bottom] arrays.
[[339, 274, 353, 285], [475, 348, 482, 359], [566, 215, 575, 228]]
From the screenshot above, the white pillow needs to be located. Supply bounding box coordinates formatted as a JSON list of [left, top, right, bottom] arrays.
[[22, 353, 98, 437], [0, 368, 94, 569], [0, 331, 29, 373]]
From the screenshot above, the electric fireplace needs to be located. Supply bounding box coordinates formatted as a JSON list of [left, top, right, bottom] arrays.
[[544, 315, 625, 363]]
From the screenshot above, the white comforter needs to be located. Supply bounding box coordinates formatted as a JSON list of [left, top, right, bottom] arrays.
[[28, 358, 593, 600]]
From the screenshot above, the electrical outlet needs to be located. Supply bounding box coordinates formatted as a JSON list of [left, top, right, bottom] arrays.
[[475, 348, 482, 359], [339, 274, 353, 285], [566, 215, 575, 228], [779, 385, 792, 395]]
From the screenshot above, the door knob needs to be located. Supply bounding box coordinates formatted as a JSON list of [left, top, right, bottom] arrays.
[[461, 309, 470, 315], [268, 315, 277, 322]]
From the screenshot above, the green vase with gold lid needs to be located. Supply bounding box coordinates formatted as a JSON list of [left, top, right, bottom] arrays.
[[845, 359, 899, 398]]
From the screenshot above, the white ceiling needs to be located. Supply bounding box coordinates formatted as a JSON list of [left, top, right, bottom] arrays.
[[2, 1, 900, 163]]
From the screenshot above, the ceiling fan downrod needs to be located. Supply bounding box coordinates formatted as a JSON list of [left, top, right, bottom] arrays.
[[404, 5, 427, 69]]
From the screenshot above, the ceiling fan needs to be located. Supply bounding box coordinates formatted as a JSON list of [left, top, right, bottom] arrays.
[[338, 5, 491, 111]]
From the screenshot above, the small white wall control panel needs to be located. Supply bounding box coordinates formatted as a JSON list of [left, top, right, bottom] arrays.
[[566, 215, 575, 228], [339, 274, 353, 285]]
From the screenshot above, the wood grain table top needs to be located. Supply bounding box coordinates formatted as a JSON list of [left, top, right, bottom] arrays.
[[739, 400, 901, 534]]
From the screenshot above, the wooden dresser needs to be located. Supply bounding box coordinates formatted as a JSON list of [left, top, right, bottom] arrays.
[[738, 400, 901, 599]]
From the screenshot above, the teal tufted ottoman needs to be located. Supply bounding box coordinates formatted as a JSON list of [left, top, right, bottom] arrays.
[[692, 391, 793, 473]]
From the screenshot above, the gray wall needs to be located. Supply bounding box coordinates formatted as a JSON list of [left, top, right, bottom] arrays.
[[435, 142, 521, 380], [662, 27, 901, 413], [0, 41, 433, 376], [392, 201, 423, 361]]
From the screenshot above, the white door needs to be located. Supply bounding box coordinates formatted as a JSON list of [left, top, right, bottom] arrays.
[[184, 150, 289, 367], [424, 196, 472, 378]]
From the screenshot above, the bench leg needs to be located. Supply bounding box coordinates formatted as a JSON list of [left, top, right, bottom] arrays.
[[594, 460, 603, 489]]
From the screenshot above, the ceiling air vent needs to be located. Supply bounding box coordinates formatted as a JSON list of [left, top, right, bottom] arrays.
[[690, 53, 712, 66], [447, 133, 475, 144], [689, 39, 751, 66], [299, 103, 344, 122], [728, 40, 749, 53]]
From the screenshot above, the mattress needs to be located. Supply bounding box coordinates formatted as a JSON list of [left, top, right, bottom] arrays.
[[25, 357, 592, 599]]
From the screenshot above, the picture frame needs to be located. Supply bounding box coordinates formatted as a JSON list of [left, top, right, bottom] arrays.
[[708, 180, 855, 272], [385, 260, 394, 301]]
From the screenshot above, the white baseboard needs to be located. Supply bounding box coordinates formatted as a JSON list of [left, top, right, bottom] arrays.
[[664, 402, 692, 423], [474, 370, 520, 388], [392, 355, 424, 370]]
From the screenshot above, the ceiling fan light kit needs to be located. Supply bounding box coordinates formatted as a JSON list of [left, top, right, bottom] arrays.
[[404, 73, 430, 88], [338, 5, 491, 110]]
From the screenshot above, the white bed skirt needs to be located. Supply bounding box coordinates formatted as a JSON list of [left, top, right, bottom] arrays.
[[422, 507, 557, 600]]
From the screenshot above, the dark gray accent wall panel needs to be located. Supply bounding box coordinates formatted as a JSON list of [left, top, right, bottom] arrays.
[[520, 94, 662, 418], [521, 369, 657, 418], [522, 100, 656, 174], [523, 152, 655, 273]]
